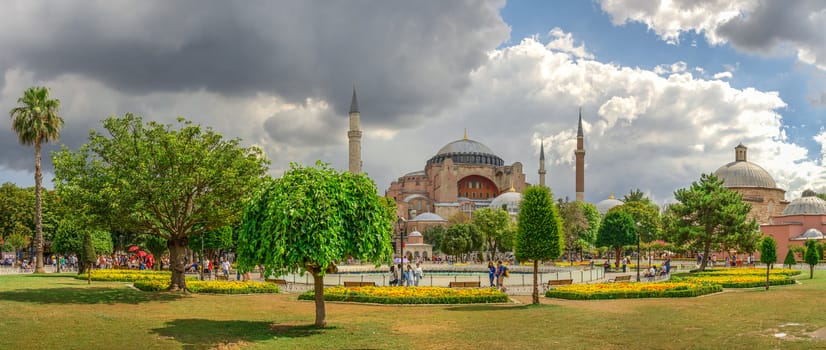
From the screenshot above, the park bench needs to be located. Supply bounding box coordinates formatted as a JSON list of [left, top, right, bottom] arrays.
[[543, 279, 573, 292], [609, 275, 632, 283], [448, 281, 481, 288], [215, 274, 228, 281], [343, 281, 376, 287]]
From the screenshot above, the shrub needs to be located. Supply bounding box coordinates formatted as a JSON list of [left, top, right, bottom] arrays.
[[132, 280, 279, 294], [545, 282, 721, 300], [298, 286, 509, 304]]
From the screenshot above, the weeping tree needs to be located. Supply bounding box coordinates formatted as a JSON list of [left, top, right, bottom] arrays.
[[237, 162, 394, 327], [515, 186, 564, 304], [759, 236, 777, 290], [53, 114, 268, 291]]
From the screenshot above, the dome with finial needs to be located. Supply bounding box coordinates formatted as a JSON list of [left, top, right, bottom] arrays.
[[713, 144, 777, 189], [596, 194, 624, 215], [427, 131, 504, 166], [490, 189, 522, 215], [781, 190, 826, 216]]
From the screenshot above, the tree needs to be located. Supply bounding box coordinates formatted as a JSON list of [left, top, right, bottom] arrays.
[[759, 236, 777, 290], [783, 248, 797, 269], [53, 114, 268, 290], [616, 201, 660, 243], [142, 235, 168, 270], [440, 224, 476, 261], [52, 219, 112, 274], [9, 86, 64, 273], [82, 232, 96, 284], [422, 226, 446, 254], [558, 200, 588, 265], [623, 188, 655, 206], [0, 183, 35, 244], [596, 210, 637, 268], [667, 174, 758, 271], [804, 240, 819, 279], [4, 232, 31, 260], [236, 163, 393, 327], [515, 186, 564, 304], [472, 207, 510, 261]]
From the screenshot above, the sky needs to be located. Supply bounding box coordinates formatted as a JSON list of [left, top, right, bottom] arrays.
[[1, 0, 825, 206]]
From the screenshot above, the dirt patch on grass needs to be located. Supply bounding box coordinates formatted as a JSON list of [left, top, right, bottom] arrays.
[[809, 327, 826, 340]]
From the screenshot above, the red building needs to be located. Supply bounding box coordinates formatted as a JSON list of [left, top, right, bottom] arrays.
[[760, 190, 826, 260]]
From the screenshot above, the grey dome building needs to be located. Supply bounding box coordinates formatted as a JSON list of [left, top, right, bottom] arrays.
[[781, 190, 826, 216], [713, 144, 788, 224]]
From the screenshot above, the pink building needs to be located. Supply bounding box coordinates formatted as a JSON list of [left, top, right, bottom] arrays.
[[760, 190, 826, 261]]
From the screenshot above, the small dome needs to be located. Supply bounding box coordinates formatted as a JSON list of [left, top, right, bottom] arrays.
[[792, 228, 824, 241], [713, 145, 777, 188], [781, 190, 826, 215], [490, 191, 522, 214], [596, 194, 624, 215], [408, 231, 422, 237], [410, 212, 446, 222]]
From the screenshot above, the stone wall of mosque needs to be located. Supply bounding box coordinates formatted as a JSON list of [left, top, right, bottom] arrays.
[[729, 187, 789, 224]]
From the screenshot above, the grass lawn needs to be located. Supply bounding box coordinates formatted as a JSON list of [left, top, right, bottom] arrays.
[[1, 271, 825, 349]]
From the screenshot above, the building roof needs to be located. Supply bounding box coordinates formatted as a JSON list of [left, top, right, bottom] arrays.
[[791, 228, 824, 241], [410, 212, 447, 222], [427, 138, 504, 166], [489, 191, 522, 214], [781, 190, 826, 215], [408, 231, 422, 237], [713, 145, 777, 189], [596, 194, 624, 215]]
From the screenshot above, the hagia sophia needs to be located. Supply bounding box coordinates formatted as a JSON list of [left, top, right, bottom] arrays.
[[345, 87, 824, 261]]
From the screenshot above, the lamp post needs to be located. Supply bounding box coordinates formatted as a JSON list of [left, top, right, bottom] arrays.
[[636, 222, 642, 282], [396, 216, 407, 284]]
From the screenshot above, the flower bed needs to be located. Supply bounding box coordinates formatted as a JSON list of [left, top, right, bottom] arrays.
[[133, 280, 279, 294], [298, 286, 509, 304], [690, 268, 801, 277], [73, 269, 192, 282], [672, 275, 796, 288], [545, 281, 721, 300]]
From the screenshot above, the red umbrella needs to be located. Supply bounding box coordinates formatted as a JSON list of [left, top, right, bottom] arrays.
[[136, 250, 148, 257], [127, 245, 140, 252]]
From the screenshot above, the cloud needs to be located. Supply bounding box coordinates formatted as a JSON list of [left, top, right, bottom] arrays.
[[598, 0, 826, 70], [713, 71, 733, 80], [545, 27, 594, 59]]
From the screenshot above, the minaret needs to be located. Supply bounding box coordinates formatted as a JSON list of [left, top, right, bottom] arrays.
[[538, 141, 546, 187], [575, 108, 585, 201], [348, 86, 362, 174]]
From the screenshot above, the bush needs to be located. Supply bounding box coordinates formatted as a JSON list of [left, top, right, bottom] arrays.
[[298, 286, 509, 304], [545, 282, 721, 300], [132, 280, 279, 294]]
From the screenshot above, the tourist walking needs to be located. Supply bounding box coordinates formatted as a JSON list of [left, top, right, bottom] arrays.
[[488, 262, 496, 287], [405, 264, 414, 286], [496, 261, 508, 292], [414, 263, 423, 286]]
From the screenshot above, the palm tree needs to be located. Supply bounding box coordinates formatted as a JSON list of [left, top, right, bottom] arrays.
[[9, 86, 63, 273]]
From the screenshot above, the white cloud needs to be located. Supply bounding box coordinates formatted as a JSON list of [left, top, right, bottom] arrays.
[[713, 71, 733, 79], [598, 0, 826, 70], [545, 27, 594, 59]]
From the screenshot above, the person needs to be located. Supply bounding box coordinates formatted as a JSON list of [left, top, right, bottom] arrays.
[[496, 260, 508, 292], [644, 265, 655, 278], [221, 258, 230, 279], [414, 263, 423, 286], [621, 257, 627, 273], [603, 260, 610, 273], [405, 264, 413, 286], [488, 261, 496, 287], [663, 256, 671, 274], [388, 265, 398, 286]]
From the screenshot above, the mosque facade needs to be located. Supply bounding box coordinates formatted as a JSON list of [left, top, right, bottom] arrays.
[[713, 144, 788, 224]]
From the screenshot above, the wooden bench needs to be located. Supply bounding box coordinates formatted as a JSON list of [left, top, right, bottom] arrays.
[[215, 274, 228, 281], [448, 281, 481, 288], [543, 279, 573, 292], [343, 281, 376, 287], [265, 278, 289, 287], [609, 275, 632, 283]]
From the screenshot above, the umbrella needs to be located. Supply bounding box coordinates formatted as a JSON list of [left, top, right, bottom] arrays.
[[135, 250, 148, 257], [127, 245, 140, 252]]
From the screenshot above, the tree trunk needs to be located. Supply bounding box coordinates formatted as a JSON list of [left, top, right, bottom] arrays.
[[532, 260, 539, 304], [811, 265, 814, 279], [765, 263, 770, 290], [614, 247, 622, 268], [698, 243, 711, 271], [312, 270, 327, 327], [167, 237, 189, 291], [34, 141, 45, 274], [87, 262, 91, 284]]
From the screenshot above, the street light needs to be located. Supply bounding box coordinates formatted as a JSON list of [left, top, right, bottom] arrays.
[[636, 222, 642, 282], [396, 216, 407, 284]]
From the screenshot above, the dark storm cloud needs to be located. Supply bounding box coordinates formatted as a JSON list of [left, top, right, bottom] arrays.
[[1, 0, 509, 126], [715, 1, 826, 67]]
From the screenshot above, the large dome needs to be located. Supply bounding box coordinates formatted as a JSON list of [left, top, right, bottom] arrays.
[[713, 144, 777, 188], [596, 195, 624, 215], [781, 190, 826, 215], [427, 138, 504, 166]]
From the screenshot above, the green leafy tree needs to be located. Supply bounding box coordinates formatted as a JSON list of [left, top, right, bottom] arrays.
[[142, 235, 168, 270], [441, 224, 473, 261], [422, 226, 446, 254], [759, 236, 777, 290], [558, 199, 588, 265], [783, 248, 797, 268], [4, 232, 31, 259], [616, 201, 660, 243], [236, 163, 393, 327], [52, 219, 112, 274], [82, 232, 96, 284], [188, 225, 234, 265], [9, 86, 64, 273], [667, 174, 758, 271], [472, 207, 511, 261], [515, 186, 564, 304], [0, 183, 35, 244], [804, 240, 819, 279], [622, 188, 655, 207], [52, 114, 268, 290], [596, 210, 637, 268]]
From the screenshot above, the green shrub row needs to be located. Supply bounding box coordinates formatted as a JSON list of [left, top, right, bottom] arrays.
[[132, 280, 280, 294], [545, 284, 722, 300], [297, 292, 509, 304]]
